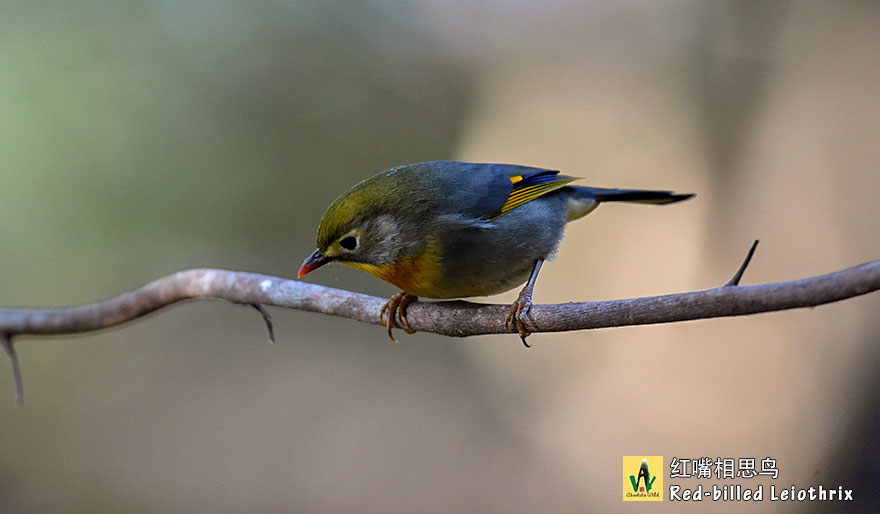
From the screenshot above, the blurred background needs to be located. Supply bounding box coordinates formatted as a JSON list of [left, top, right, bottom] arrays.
[[1, 1, 878, 512]]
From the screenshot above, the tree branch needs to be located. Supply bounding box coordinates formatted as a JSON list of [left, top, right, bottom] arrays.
[[2, 252, 879, 402]]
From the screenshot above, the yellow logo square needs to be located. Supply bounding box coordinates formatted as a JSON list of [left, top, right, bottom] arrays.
[[623, 456, 663, 501]]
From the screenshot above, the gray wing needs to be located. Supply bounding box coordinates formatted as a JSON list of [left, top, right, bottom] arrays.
[[408, 161, 558, 219]]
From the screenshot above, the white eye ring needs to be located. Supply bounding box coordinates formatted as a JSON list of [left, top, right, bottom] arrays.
[[339, 235, 358, 251]]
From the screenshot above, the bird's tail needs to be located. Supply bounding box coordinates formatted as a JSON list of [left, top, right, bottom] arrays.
[[565, 186, 694, 221], [575, 186, 695, 204]]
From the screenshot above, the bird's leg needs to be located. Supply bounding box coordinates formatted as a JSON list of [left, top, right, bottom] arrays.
[[395, 294, 418, 335], [379, 292, 403, 341], [505, 259, 544, 347], [380, 291, 418, 341]]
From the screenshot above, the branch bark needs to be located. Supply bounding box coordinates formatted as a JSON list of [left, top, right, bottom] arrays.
[[2, 247, 879, 403]]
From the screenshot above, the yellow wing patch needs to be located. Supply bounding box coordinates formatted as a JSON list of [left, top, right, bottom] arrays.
[[493, 175, 578, 219]]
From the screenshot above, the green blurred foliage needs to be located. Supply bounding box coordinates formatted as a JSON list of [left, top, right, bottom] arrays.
[[1, 0, 472, 301], [1, 3, 477, 511]]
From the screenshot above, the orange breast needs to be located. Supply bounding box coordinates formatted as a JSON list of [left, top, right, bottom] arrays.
[[343, 238, 443, 297]]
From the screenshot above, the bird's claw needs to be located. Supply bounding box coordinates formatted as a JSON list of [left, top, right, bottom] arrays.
[[506, 289, 536, 347], [380, 292, 418, 341]]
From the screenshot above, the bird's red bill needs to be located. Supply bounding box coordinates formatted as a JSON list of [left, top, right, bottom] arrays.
[[298, 249, 329, 278]]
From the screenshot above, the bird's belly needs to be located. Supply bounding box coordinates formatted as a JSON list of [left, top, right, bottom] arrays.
[[351, 243, 536, 299], [420, 265, 534, 298], [425, 239, 549, 298]]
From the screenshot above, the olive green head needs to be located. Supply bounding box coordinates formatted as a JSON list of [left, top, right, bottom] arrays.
[[298, 168, 420, 277]]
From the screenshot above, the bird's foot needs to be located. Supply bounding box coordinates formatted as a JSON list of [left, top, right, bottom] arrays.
[[505, 286, 536, 347], [379, 292, 418, 341]]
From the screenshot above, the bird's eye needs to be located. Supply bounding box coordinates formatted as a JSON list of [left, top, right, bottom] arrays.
[[339, 235, 358, 251]]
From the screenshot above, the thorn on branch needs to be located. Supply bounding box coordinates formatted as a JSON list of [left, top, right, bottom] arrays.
[[2, 332, 23, 405], [725, 240, 760, 287], [251, 304, 276, 343]]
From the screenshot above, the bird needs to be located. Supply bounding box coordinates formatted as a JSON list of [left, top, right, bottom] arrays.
[[298, 161, 693, 345]]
